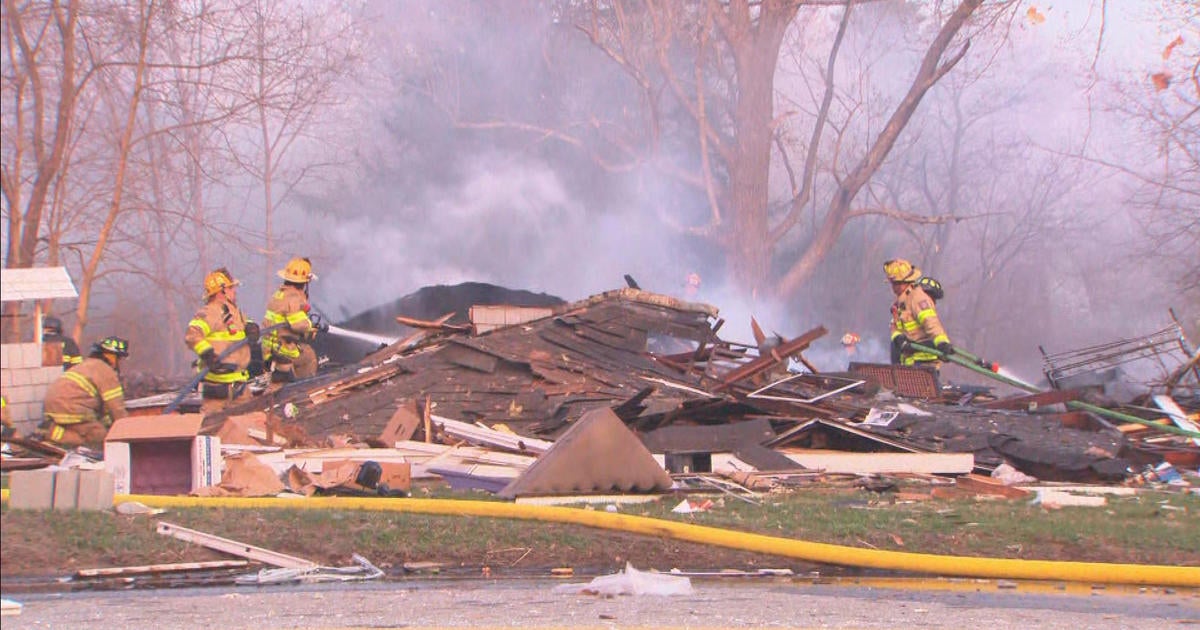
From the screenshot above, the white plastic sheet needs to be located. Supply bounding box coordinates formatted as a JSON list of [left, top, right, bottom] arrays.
[[553, 562, 693, 596]]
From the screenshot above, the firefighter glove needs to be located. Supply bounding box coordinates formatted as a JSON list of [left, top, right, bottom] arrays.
[[891, 335, 911, 354], [200, 349, 220, 371], [1, 425, 14, 440], [310, 313, 330, 334], [244, 321, 260, 343], [936, 341, 955, 356]]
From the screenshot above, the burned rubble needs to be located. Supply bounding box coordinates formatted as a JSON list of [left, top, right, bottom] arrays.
[[178, 284, 1198, 495], [7, 283, 1196, 504]]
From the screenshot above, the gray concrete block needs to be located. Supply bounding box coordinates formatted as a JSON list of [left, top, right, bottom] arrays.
[[19, 343, 42, 368], [6, 383, 32, 403], [9, 469, 57, 510], [11, 368, 31, 387], [53, 469, 81, 511], [37, 366, 61, 385], [76, 470, 115, 511]]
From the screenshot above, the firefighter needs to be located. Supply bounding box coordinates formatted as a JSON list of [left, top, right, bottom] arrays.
[[186, 268, 257, 414], [42, 316, 82, 370], [262, 257, 325, 384], [40, 336, 130, 448], [841, 332, 861, 360], [684, 272, 701, 298], [884, 258, 954, 369], [1, 395, 15, 440]]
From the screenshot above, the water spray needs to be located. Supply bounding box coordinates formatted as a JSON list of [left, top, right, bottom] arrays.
[[326, 325, 398, 347]]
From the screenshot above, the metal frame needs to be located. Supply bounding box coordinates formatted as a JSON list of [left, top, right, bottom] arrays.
[[744, 372, 865, 404], [1041, 320, 1197, 392]]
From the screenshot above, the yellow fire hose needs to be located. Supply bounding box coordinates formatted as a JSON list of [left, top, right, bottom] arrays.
[[79, 494, 1196, 588], [1, 489, 1193, 585]]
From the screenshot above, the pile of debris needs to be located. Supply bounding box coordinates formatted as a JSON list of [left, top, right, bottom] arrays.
[[174, 285, 1194, 497], [7, 285, 1198, 501]]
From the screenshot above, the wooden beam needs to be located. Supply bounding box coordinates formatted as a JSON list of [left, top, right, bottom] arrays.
[[954, 473, 1031, 499], [156, 522, 315, 569], [423, 395, 432, 444], [432, 414, 552, 454], [714, 326, 828, 392], [76, 560, 249, 578], [396, 312, 471, 331], [979, 389, 1079, 411]]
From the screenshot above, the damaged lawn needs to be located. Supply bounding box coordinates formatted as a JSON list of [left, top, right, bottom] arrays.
[[3, 485, 1197, 580]]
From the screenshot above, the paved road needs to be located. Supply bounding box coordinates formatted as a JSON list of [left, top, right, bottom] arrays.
[[3, 578, 1197, 628]]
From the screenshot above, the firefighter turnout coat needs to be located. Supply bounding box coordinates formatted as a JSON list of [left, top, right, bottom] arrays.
[[44, 332, 82, 370], [185, 297, 252, 386], [43, 357, 129, 426], [262, 284, 313, 366], [890, 283, 950, 366]]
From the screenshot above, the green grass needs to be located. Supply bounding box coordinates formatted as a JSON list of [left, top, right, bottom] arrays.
[[2, 486, 1197, 578]]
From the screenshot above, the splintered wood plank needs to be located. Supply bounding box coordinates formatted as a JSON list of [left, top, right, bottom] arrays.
[[308, 364, 402, 405], [396, 313, 471, 331], [156, 522, 315, 569], [432, 414, 552, 454], [954, 473, 1031, 499], [715, 326, 828, 391], [76, 560, 250, 578]]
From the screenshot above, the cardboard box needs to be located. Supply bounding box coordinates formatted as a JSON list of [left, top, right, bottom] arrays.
[[104, 414, 222, 495], [324, 460, 411, 492], [8, 469, 57, 510]]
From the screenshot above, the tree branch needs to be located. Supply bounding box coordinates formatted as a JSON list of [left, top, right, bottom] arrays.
[[768, 0, 851, 244]]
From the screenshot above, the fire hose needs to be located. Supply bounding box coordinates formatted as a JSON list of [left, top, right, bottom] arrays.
[[99, 494, 1200, 587], [164, 323, 288, 414], [910, 342, 1200, 440]]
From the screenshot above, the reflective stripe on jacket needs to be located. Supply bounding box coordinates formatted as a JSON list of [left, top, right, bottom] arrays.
[[43, 357, 128, 426], [263, 285, 312, 361], [185, 297, 251, 384], [890, 284, 949, 365]]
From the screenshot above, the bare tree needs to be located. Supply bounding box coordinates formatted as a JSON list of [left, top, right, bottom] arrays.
[[69, 0, 156, 340], [227, 0, 363, 288], [1, 0, 82, 337], [414, 1, 1014, 301], [1109, 2, 1199, 304]]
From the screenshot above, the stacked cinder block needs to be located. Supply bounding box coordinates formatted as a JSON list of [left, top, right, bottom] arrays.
[[1, 342, 63, 434], [8, 468, 115, 511]]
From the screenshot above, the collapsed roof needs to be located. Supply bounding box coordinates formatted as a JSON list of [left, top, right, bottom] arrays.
[[205, 285, 1197, 483]]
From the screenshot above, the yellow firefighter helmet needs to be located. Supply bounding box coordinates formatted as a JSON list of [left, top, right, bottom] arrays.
[[883, 258, 921, 283], [278, 257, 316, 283], [93, 335, 130, 357], [203, 267, 240, 298]]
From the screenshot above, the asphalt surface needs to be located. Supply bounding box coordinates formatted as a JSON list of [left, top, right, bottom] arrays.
[[2, 577, 1197, 628]]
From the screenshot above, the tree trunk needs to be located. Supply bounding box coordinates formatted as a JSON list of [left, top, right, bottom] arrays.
[[73, 0, 154, 341], [723, 1, 795, 297], [726, 43, 776, 296], [1, 0, 79, 341]]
